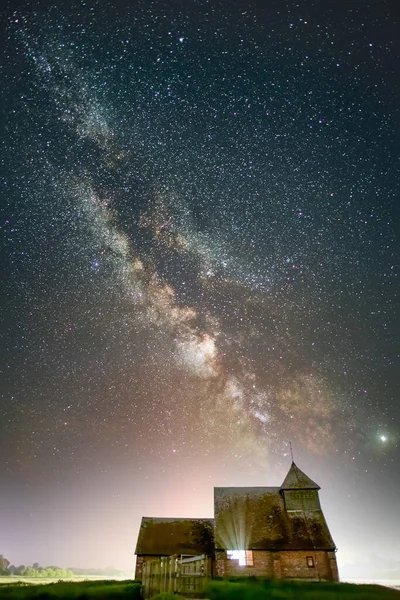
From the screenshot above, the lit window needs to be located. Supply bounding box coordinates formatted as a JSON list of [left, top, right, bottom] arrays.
[[227, 550, 254, 566], [306, 556, 315, 568], [245, 550, 254, 566]]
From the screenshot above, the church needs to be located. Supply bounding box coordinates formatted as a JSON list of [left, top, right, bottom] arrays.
[[135, 462, 339, 595]]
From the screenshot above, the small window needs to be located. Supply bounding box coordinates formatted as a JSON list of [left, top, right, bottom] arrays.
[[306, 556, 315, 568], [227, 550, 254, 566]]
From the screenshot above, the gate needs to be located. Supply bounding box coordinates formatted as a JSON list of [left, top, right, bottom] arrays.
[[141, 554, 211, 598]]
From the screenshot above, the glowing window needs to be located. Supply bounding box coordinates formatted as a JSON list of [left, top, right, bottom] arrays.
[[245, 550, 254, 566], [227, 550, 254, 566], [306, 556, 315, 568]]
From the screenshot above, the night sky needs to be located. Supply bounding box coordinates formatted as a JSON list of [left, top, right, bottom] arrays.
[[1, 0, 399, 578]]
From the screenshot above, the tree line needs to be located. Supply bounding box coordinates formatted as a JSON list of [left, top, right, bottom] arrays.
[[0, 555, 74, 578], [0, 555, 128, 578]]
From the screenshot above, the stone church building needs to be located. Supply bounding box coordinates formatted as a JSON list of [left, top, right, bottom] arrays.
[[135, 462, 339, 588]]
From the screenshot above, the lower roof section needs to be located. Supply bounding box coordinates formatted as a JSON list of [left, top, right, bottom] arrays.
[[135, 517, 215, 556]]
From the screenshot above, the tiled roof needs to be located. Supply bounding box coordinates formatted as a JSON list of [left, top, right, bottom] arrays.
[[135, 465, 334, 557], [214, 486, 335, 551], [135, 517, 214, 556], [280, 462, 321, 490]]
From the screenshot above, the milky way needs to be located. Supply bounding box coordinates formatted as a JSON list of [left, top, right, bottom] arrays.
[[1, 0, 398, 572]]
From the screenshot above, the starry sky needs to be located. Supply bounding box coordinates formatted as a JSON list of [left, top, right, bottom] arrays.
[[1, 0, 399, 579]]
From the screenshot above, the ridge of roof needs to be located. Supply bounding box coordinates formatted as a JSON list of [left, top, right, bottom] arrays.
[[280, 462, 320, 490], [214, 486, 280, 490], [214, 487, 280, 497], [141, 516, 213, 522]]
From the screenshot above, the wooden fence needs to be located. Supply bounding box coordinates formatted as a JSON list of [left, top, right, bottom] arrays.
[[141, 554, 212, 598]]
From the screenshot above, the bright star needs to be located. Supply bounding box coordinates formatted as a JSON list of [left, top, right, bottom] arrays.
[[380, 435, 387, 442]]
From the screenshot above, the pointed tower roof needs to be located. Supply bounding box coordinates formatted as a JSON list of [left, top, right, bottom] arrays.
[[280, 462, 320, 490]]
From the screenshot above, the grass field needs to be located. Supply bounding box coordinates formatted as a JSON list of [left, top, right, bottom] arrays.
[[207, 579, 400, 600], [0, 579, 141, 598], [0, 578, 399, 599], [0, 576, 129, 586]]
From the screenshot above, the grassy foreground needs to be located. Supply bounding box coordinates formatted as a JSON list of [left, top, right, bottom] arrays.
[[0, 579, 399, 599], [0, 577, 127, 586], [0, 579, 141, 599], [207, 579, 400, 600]]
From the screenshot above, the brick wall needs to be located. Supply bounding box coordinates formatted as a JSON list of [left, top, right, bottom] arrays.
[[215, 550, 274, 578], [215, 549, 339, 582], [135, 555, 158, 579], [279, 550, 338, 581], [328, 551, 340, 582]]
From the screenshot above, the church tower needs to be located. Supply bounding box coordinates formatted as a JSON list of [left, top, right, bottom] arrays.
[[280, 462, 322, 511]]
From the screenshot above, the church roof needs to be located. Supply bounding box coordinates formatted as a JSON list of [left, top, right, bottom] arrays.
[[135, 517, 214, 556], [214, 486, 335, 551], [135, 464, 334, 558], [280, 462, 320, 490]]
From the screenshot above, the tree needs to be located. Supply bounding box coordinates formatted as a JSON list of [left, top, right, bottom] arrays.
[[0, 555, 10, 575]]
